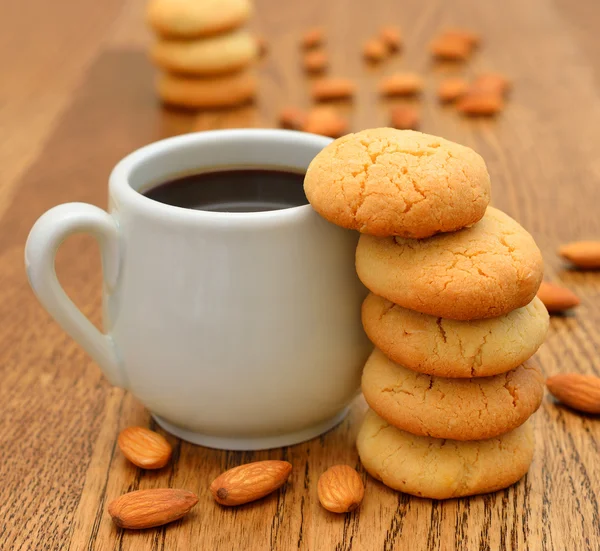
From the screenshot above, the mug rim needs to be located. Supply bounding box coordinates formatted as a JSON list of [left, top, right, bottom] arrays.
[[109, 129, 332, 226]]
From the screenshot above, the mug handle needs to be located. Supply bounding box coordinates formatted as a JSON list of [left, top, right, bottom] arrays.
[[25, 203, 126, 387]]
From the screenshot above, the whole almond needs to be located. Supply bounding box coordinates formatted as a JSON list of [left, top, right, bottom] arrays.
[[472, 73, 511, 96], [390, 105, 420, 130], [364, 39, 387, 63], [559, 241, 600, 269], [210, 460, 292, 506], [302, 27, 324, 49], [379, 73, 423, 96], [546, 373, 600, 414], [536, 281, 580, 312], [443, 28, 481, 48], [108, 489, 198, 529], [317, 465, 364, 513], [303, 106, 349, 138], [311, 78, 356, 101], [118, 427, 172, 469], [279, 106, 307, 130], [303, 50, 328, 73], [380, 26, 402, 51], [437, 77, 469, 103], [430, 34, 472, 61], [457, 91, 504, 116]]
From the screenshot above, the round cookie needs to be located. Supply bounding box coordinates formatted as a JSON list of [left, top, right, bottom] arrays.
[[147, 0, 252, 39], [157, 71, 256, 109], [362, 293, 549, 377], [361, 348, 543, 440], [303, 128, 490, 238], [151, 30, 257, 76], [356, 207, 544, 320], [357, 409, 534, 500]]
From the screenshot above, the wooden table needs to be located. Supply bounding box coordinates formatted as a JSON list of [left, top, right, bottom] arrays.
[[2, 0, 600, 549]]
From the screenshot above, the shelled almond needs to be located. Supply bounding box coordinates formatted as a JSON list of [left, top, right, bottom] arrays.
[[390, 105, 420, 130], [304, 50, 328, 73], [536, 281, 580, 313], [118, 426, 172, 469], [559, 241, 600, 269], [303, 106, 349, 137], [380, 26, 402, 51], [311, 78, 356, 101], [364, 39, 387, 63], [318, 465, 365, 513], [546, 373, 600, 414], [379, 73, 423, 96]]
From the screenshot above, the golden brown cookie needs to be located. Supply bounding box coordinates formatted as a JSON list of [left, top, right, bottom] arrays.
[[151, 30, 257, 76], [157, 71, 256, 109], [357, 409, 534, 499], [362, 293, 549, 377], [356, 207, 544, 320], [147, 0, 252, 39], [303, 128, 490, 238], [361, 348, 543, 440]]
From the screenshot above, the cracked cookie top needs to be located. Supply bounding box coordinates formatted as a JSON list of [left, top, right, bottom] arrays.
[[303, 128, 491, 238], [362, 293, 549, 378], [361, 348, 544, 441], [356, 207, 544, 320]]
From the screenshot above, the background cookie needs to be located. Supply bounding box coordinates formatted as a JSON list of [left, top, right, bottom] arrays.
[[356, 207, 544, 320], [361, 348, 543, 440], [362, 293, 549, 377], [357, 409, 534, 500], [157, 71, 256, 109], [304, 128, 490, 238], [151, 30, 257, 76], [147, 0, 252, 39]]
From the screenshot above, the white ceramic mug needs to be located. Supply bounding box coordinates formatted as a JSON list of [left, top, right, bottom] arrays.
[[25, 129, 370, 450]]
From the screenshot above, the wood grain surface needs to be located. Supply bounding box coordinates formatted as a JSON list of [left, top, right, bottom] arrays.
[[2, 0, 600, 549]]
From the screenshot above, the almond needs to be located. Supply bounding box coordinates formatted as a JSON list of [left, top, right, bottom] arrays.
[[311, 78, 356, 101], [118, 427, 172, 469], [302, 27, 324, 49], [108, 489, 198, 529], [437, 77, 469, 103], [443, 28, 481, 48], [210, 460, 292, 506], [279, 106, 307, 130], [380, 26, 402, 51], [303, 106, 349, 138], [363, 38, 387, 63], [317, 465, 364, 513], [303, 50, 328, 73], [390, 105, 420, 130], [546, 373, 600, 414], [472, 73, 511, 96], [559, 241, 600, 269], [430, 34, 472, 61], [536, 281, 580, 312], [379, 73, 423, 97], [457, 90, 504, 116]]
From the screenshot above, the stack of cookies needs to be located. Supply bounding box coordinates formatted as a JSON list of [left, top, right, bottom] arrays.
[[147, 0, 258, 109], [304, 128, 548, 500]]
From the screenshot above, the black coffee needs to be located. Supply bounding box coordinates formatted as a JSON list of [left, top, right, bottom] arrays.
[[142, 167, 308, 212]]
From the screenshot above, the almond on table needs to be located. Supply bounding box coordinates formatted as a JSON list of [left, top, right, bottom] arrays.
[[363, 38, 387, 62], [457, 90, 504, 116], [380, 26, 402, 51], [118, 426, 172, 469], [390, 105, 420, 130], [430, 32, 473, 61], [302, 27, 324, 48], [546, 373, 600, 414], [108, 489, 198, 529], [303, 49, 328, 73], [379, 72, 423, 96], [472, 73, 511, 96], [559, 241, 600, 269], [318, 465, 364, 513], [303, 106, 349, 138], [279, 106, 307, 130], [443, 28, 481, 48], [536, 281, 580, 313], [210, 460, 292, 506], [437, 77, 469, 102], [311, 77, 356, 101]]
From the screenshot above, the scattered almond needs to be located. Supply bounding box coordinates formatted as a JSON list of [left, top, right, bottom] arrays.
[[443, 28, 481, 48], [118, 427, 172, 470], [279, 106, 307, 130], [380, 26, 402, 51], [559, 241, 600, 269], [302, 27, 324, 49], [108, 489, 198, 529], [303, 106, 349, 138], [437, 77, 469, 103], [318, 465, 364, 513], [256, 35, 267, 58], [379, 73, 423, 96], [303, 50, 328, 73], [430, 33, 472, 61], [210, 460, 292, 506], [472, 73, 511, 96], [311, 78, 356, 101], [363, 38, 387, 63], [390, 105, 420, 130], [537, 281, 580, 313], [457, 90, 504, 116], [546, 373, 600, 414]]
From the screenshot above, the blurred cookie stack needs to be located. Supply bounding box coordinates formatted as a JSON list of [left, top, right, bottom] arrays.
[[147, 0, 258, 109], [304, 128, 549, 500]]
